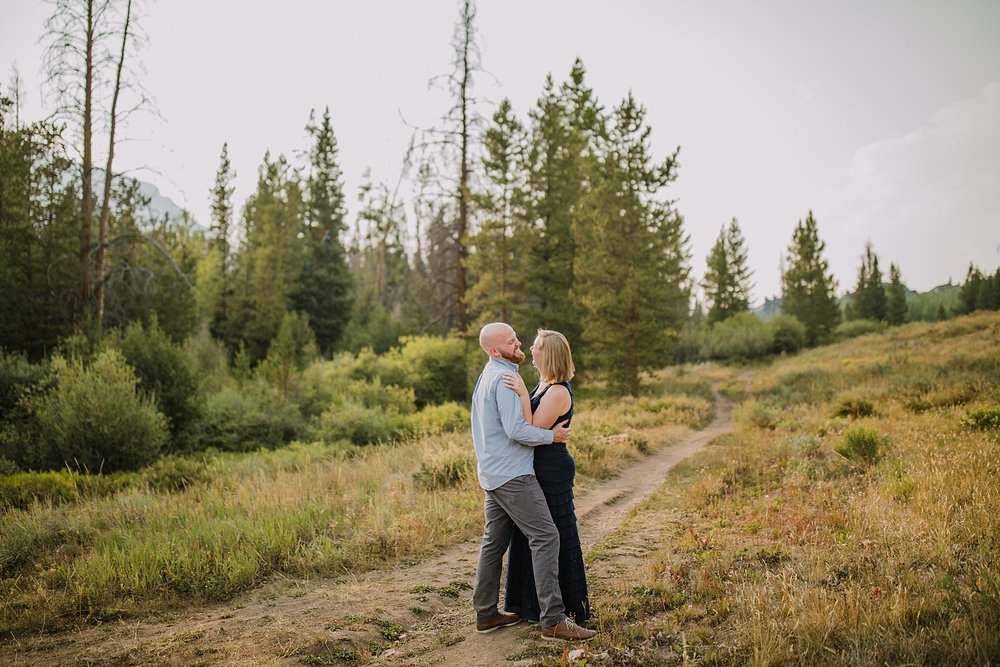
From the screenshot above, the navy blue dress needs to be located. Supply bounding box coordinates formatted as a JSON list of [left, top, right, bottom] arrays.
[[504, 381, 590, 624]]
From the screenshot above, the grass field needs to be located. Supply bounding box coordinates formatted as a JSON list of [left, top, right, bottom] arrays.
[[566, 312, 1000, 666]]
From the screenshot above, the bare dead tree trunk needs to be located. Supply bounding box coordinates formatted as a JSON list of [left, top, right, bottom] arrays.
[[454, 0, 474, 332], [80, 0, 96, 321], [96, 0, 132, 326]]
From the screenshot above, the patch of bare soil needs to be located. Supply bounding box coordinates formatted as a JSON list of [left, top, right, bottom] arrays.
[[2, 390, 733, 667]]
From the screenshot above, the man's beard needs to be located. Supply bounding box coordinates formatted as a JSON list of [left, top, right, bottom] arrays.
[[500, 348, 525, 364]]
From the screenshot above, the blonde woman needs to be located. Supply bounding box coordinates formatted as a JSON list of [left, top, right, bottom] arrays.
[[502, 329, 590, 626]]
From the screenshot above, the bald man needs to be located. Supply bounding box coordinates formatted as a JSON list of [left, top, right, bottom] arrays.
[[469, 323, 596, 642]]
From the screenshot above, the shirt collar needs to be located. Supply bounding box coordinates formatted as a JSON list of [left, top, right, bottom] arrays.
[[488, 357, 520, 373]]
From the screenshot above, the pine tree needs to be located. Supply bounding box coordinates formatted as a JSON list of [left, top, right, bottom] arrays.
[[292, 107, 354, 354], [465, 98, 526, 330], [702, 218, 752, 323], [209, 143, 235, 268], [849, 241, 887, 321], [886, 262, 908, 325], [0, 92, 79, 355], [227, 153, 305, 361], [514, 61, 602, 348], [199, 143, 235, 335], [780, 211, 840, 345], [576, 93, 689, 395], [957, 263, 983, 314]]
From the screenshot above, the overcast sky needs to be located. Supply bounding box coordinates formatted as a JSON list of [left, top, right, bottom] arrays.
[[3, 0, 999, 302]]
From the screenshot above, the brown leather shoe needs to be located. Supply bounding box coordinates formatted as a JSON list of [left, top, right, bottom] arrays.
[[541, 617, 597, 642], [476, 611, 522, 634]]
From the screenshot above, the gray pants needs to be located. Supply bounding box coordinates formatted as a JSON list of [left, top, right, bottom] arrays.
[[472, 474, 567, 628]]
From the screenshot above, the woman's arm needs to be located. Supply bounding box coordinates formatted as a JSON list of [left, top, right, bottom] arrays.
[[531, 384, 571, 429], [502, 373, 532, 423]]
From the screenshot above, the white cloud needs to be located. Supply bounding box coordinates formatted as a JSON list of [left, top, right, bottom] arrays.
[[821, 82, 1000, 290]]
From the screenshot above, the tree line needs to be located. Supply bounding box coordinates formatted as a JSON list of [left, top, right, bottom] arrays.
[[2, 0, 997, 399]]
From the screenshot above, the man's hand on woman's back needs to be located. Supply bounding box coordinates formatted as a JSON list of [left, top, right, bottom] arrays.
[[552, 420, 571, 443]]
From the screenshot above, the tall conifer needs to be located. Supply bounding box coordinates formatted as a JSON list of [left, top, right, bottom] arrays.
[[849, 241, 887, 321], [293, 107, 353, 354], [576, 93, 689, 395], [886, 262, 908, 325], [702, 218, 752, 323], [780, 211, 840, 345]]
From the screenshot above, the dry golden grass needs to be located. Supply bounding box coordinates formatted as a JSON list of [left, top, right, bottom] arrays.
[[572, 312, 1000, 666]]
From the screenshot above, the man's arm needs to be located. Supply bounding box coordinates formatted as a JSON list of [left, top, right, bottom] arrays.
[[496, 383, 554, 446]]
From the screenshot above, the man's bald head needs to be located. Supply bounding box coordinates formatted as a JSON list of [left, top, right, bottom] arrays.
[[480, 322, 513, 352], [479, 322, 525, 363]]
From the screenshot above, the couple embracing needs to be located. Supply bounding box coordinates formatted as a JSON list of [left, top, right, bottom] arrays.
[[469, 322, 597, 643]]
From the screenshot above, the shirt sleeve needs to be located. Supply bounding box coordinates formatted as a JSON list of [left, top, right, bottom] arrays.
[[496, 380, 554, 446]]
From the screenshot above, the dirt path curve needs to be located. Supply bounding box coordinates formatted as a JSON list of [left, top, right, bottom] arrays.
[[5, 388, 735, 667]]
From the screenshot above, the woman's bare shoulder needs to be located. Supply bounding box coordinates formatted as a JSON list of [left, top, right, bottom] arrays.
[[540, 383, 571, 403]]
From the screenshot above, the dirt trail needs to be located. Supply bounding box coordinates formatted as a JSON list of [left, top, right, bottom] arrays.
[[4, 389, 734, 667]]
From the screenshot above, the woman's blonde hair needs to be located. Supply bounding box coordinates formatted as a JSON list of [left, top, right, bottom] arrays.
[[533, 329, 575, 383]]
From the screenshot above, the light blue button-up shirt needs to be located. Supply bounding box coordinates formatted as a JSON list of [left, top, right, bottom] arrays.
[[471, 357, 554, 490]]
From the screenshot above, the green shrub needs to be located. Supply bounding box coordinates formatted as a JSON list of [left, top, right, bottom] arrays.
[[183, 326, 231, 394], [144, 455, 207, 492], [833, 394, 875, 418], [299, 355, 355, 418], [193, 384, 302, 452], [75, 471, 140, 498], [960, 407, 1000, 431], [316, 400, 412, 445], [33, 351, 169, 472], [337, 379, 415, 414], [0, 469, 140, 510], [0, 350, 49, 417], [407, 402, 470, 434], [738, 400, 777, 430], [769, 315, 807, 354], [0, 456, 20, 475], [118, 318, 201, 443], [702, 313, 775, 361], [413, 452, 475, 490], [379, 336, 470, 408], [0, 471, 77, 509], [834, 319, 886, 341], [835, 426, 885, 463]]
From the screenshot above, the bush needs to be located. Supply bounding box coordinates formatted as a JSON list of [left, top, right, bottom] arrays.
[[32, 351, 169, 472], [379, 336, 470, 408], [0, 470, 138, 509], [0, 350, 50, 417], [316, 401, 409, 445], [118, 319, 201, 444], [835, 425, 885, 463], [738, 400, 778, 430], [769, 315, 806, 354], [192, 383, 303, 452], [144, 455, 207, 492], [0, 471, 77, 508], [183, 326, 231, 394], [834, 319, 886, 341], [960, 407, 1000, 431], [407, 402, 470, 434], [413, 452, 475, 490], [0, 456, 20, 475], [337, 379, 416, 415], [702, 313, 774, 361], [833, 394, 875, 418]]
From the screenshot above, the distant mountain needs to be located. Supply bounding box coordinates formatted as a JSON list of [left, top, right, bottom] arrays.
[[753, 296, 783, 321], [133, 179, 196, 226]]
